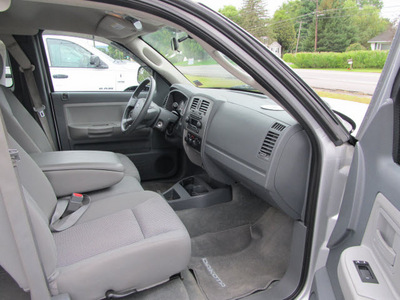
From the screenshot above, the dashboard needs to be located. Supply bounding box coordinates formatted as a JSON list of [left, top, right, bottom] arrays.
[[163, 84, 312, 220]]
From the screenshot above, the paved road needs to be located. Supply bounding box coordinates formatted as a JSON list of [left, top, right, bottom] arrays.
[[179, 65, 381, 95], [294, 69, 381, 95]]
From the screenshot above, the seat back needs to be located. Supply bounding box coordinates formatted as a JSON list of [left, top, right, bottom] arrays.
[[0, 85, 53, 153], [0, 44, 53, 154], [0, 134, 57, 290]]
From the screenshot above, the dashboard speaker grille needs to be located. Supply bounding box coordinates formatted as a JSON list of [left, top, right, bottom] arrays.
[[191, 98, 200, 110], [199, 100, 210, 114], [259, 131, 280, 158]]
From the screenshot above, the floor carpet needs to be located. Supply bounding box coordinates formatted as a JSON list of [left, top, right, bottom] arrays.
[[188, 207, 293, 300]]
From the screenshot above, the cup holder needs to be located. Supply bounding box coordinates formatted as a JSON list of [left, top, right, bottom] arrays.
[[181, 177, 209, 196], [163, 189, 180, 200], [163, 175, 231, 210]]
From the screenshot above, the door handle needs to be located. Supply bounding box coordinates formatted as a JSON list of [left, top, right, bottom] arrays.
[[53, 74, 68, 79], [375, 229, 396, 266]]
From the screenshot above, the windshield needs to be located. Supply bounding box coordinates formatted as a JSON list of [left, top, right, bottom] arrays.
[[143, 27, 251, 90]]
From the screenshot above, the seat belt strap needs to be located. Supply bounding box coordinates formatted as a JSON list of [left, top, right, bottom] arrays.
[[0, 35, 56, 150], [0, 114, 51, 298], [50, 195, 90, 232]]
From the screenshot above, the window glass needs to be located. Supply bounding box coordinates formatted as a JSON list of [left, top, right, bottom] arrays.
[[1, 40, 13, 88], [42, 33, 141, 92], [143, 27, 253, 91], [47, 38, 95, 68], [5, 54, 13, 88]]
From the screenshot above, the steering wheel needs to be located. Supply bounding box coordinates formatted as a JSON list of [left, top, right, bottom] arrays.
[[121, 77, 156, 133]]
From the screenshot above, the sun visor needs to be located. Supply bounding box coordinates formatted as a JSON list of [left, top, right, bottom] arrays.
[[96, 15, 138, 39]]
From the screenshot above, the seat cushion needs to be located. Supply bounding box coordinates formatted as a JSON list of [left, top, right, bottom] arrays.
[[115, 153, 141, 181], [50, 192, 191, 300], [86, 175, 143, 202]]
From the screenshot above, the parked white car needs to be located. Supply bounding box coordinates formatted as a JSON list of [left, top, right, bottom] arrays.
[[42, 35, 140, 91]]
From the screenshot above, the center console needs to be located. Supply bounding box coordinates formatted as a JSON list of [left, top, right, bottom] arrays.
[[163, 175, 231, 210], [184, 97, 213, 150], [183, 97, 213, 166], [31, 151, 125, 197]]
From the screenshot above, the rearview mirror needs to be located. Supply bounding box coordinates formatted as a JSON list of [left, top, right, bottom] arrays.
[[171, 37, 179, 52], [137, 66, 153, 84]]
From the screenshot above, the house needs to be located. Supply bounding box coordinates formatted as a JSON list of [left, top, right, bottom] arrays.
[[267, 41, 282, 58], [368, 28, 396, 51], [261, 36, 282, 57]]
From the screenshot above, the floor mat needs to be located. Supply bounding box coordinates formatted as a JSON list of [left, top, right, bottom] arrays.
[[0, 267, 30, 300], [122, 277, 189, 300], [178, 184, 270, 237], [189, 207, 293, 300]]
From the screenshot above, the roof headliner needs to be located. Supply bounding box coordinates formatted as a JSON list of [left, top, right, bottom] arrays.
[[0, 0, 162, 38]]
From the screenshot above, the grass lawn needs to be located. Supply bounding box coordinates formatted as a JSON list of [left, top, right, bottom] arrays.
[[289, 64, 382, 73], [315, 90, 371, 104]]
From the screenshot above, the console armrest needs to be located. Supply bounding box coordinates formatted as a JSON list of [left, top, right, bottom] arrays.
[[31, 151, 125, 197]]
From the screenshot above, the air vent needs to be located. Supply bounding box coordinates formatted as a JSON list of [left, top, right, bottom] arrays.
[[271, 122, 286, 132], [258, 131, 280, 158], [199, 100, 210, 114], [191, 98, 200, 110]]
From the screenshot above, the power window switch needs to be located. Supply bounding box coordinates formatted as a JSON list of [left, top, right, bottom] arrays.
[[354, 260, 379, 284]]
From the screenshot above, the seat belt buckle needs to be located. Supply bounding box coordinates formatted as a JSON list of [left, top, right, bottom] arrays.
[[33, 105, 46, 118], [66, 193, 85, 214]]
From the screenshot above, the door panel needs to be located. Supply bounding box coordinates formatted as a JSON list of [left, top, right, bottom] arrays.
[[311, 29, 400, 299], [51, 91, 178, 181], [338, 193, 400, 299]]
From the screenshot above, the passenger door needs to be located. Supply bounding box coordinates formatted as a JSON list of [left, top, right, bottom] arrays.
[[42, 33, 178, 181], [311, 29, 400, 299]]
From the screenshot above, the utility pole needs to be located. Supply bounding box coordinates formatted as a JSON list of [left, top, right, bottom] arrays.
[[296, 21, 302, 53], [314, 0, 318, 52]]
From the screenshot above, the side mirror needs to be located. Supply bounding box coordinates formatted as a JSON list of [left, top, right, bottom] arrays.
[[90, 55, 108, 69], [90, 55, 100, 67], [137, 66, 153, 84]]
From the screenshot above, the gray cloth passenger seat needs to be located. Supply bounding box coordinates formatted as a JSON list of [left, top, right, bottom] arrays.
[[0, 85, 141, 180], [0, 134, 191, 299], [0, 85, 145, 199]]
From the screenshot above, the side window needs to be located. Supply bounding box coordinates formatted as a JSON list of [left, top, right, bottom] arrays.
[[42, 33, 141, 92], [47, 38, 96, 68], [5, 54, 13, 88], [0, 40, 13, 88]]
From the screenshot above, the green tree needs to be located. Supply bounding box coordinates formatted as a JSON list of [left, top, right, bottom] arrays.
[[239, 0, 271, 40], [357, 0, 383, 9], [317, 0, 358, 52], [346, 42, 366, 51], [272, 8, 296, 53], [275, 0, 318, 52], [352, 4, 389, 47], [218, 5, 242, 24]]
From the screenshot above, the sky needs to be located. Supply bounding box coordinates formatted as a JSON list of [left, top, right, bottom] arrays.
[[197, 0, 400, 21]]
